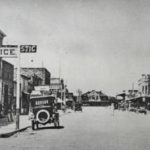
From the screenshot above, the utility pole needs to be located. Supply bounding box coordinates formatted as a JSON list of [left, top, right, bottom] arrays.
[[64, 84, 66, 105], [16, 47, 20, 130]]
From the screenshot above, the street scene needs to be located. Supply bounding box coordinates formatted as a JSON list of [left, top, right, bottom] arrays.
[[1, 0, 150, 150]]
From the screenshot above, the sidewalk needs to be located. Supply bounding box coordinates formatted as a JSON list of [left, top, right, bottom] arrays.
[[0, 115, 30, 138], [0, 109, 74, 138]]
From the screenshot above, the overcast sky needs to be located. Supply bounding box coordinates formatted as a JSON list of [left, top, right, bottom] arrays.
[[1, 0, 150, 96]]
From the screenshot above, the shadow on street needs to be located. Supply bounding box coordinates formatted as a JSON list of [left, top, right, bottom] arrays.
[[35, 126, 65, 131]]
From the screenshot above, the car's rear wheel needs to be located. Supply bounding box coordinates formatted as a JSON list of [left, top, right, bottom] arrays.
[[36, 109, 50, 124], [32, 121, 35, 130]]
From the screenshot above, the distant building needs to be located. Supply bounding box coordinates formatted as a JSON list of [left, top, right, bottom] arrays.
[[82, 90, 109, 105], [138, 74, 150, 96], [21, 68, 51, 85], [50, 78, 64, 93]]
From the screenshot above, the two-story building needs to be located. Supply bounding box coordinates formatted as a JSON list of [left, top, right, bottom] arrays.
[[0, 60, 14, 115], [50, 78, 64, 94], [0, 30, 14, 116]]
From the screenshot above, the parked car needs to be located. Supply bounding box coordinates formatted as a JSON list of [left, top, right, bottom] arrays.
[[29, 95, 60, 130], [129, 107, 137, 112], [138, 107, 147, 115], [74, 103, 82, 112]]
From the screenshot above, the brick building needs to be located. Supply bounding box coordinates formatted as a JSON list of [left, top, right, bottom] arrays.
[[21, 68, 50, 85]]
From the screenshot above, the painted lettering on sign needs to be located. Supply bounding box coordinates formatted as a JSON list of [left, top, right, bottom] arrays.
[[20, 45, 37, 53], [35, 100, 49, 105], [0, 45, 18, 58]]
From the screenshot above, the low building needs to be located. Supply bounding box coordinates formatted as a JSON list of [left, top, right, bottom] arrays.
[[82, 90, 109, 106]]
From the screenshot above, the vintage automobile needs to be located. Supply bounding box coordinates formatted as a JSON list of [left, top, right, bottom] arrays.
[[29, 95, 60, 130], [137, 107, 147, 115], [129, 107, 137, 112]]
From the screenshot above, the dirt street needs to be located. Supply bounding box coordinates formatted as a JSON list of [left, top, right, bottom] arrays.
[[0, 107, 150, 150]]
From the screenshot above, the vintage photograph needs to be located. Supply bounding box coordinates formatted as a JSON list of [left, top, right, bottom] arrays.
[[0, 0, 150, 150]]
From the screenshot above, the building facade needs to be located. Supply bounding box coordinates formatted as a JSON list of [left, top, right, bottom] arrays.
[[14, 69, 43, 114], [138, 74, 150, 96], [0, 29, 6, 46], [50, 78, 64, 92], [0, 30, 14, 115], [21, 68, 50, 85], [0, 60, 14, 115], [81, 90, 109, 106]]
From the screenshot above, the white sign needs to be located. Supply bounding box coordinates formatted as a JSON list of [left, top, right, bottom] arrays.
[[34, 85, 50, 91], [0, 45, 18, 58]]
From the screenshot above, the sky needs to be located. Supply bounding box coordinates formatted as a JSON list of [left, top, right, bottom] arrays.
[[0, 0, 150, 96]]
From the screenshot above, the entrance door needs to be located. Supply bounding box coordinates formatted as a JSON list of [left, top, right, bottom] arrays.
[[4, 84, 8, 114]]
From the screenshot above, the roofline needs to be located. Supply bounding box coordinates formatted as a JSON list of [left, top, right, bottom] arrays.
[[0, 29, 6, 37], [21, 67, 50, 74]]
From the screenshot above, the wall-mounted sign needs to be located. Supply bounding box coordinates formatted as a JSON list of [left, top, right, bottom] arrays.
[[0, 45, 18, 58], [20, 45, 37, 53]]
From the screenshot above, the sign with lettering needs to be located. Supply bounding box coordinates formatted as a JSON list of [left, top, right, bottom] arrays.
[[35, 100, 49, 106], [30, 96, 55, 107], [0, 45, 18, 58], [20, 45, 37, 53]]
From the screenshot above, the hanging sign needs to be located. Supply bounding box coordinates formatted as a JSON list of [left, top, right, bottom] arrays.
[[20, 45, 37, 53]]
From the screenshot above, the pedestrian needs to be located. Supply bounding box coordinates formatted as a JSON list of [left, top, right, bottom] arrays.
[[7, 108, 13, 122]]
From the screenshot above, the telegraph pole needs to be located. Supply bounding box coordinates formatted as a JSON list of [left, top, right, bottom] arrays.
[[16, 47, 20, 130]]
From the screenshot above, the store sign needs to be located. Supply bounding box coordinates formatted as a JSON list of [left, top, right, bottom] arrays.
[[34, 86, 50, 91], [0, 45, 18, 58], [20, 45, 37, 53]]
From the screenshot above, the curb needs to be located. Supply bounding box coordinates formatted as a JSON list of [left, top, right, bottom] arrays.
[[0, 126, 30, 138], [0, 110, 74, 138]]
